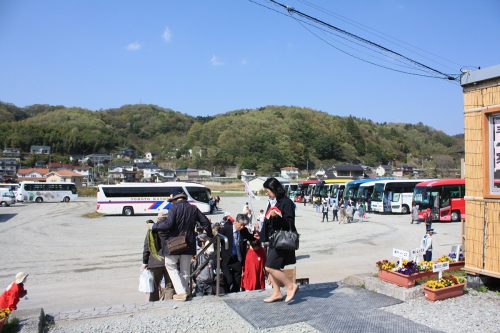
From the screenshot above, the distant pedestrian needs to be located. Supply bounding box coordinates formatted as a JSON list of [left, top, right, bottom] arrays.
[[411, 203, 419, 224], [424, 208, 433, 231], [346, 204, 354, 223], [420, 229, 433, 261], [357, 201, 365, 223], [331, 200, 339, 221], [321, 202, 329, 222], [314, 197, 321, 213]]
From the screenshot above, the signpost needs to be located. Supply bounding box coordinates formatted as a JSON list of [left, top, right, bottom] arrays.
[[432, 261, 450, 279], [393, 248, 410, 268], [411, 248, 426, 263], [451, 245, 462, 262]]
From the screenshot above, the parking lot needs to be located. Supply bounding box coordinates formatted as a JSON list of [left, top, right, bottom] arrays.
[[0, 197, 462, 313]]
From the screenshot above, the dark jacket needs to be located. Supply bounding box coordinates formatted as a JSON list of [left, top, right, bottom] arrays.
[[261, 196, 297, 266], [219, 221, 255, 266], [142, 230, 164, 268], [153, 200, 213, 256]]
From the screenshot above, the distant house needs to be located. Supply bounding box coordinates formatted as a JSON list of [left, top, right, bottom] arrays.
[[134, 158, 151, 164], [0, 158, 19, 178], [84, 154, 112, 165], [2, 148, 20, 158], [224, 166, 239, 178], [332, 164, 365, 178], [154, 169, 176, 182], [375, 165, 392, 177], [241, 169, 256, 183], [248, 176, 290, 194], [115, 147, 136, 160], [46, 170, 84, 187], [30, 145, 51, 154], [145, 152, 159, 161], [315, 168, 326, 178], [17, 168, 49, 181], [72, 166, 92, 182], [108, 165, 138, 183], [69, 154, 84, 163], [48, 162, 74, 170], [280, 166, 299, 180]]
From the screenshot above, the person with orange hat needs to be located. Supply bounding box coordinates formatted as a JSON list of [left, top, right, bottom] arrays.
[[0, 272, 28, 311]]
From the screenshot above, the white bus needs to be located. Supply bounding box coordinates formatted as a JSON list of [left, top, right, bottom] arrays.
[[96, 182, 211, 216], [371, 179, 431, 214], [17, 182, 78, 203]]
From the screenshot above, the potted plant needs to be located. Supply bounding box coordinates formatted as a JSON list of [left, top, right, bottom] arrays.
[[423, 275, 466, 301], [0, 308, 11, 332], [376, 260, 436, 288], [437, 255, 465, 271]]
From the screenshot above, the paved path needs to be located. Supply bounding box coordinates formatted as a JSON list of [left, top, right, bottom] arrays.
[[48, 283, 442, 333]]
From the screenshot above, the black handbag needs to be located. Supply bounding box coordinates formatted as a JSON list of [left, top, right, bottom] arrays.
[[167, 232, 189, 255], [270, 223, 299, 251]]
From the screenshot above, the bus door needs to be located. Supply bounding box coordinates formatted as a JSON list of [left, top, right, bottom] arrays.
[[383, 191, 392, 213]]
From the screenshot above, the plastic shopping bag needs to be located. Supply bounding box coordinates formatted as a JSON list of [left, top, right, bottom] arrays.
[[138, 269, 154, 293]]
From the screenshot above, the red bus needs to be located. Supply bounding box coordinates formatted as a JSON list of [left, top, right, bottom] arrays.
[[294, 179, 321, 203], [413, 179, 465, 222]]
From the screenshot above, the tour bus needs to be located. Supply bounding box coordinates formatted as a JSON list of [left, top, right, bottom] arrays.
[[96, 182, 211, 216], [294, 179, 320, 203], [413, 179, 465, 222], [17, 181, 78, 203], [313, 178, 351, 203], [371, 179, 432, 214], [357, 180, 379, 210], [343, 179, 378, 204], [284, 183, 299, 200]]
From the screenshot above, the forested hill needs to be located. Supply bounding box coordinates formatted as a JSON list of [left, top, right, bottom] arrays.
[[0, 102, 463, 173]]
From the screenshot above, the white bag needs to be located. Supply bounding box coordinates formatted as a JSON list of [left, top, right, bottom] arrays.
[[138, 269, 154, 293]]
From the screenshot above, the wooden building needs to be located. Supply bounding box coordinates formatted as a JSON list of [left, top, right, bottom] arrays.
[[461, 64, 500, 279]]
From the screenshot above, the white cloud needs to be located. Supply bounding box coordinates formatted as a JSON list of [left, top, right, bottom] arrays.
[[162, 27, 172, 43], [126, 41, 142, 51], [210, 54, 223, 66]]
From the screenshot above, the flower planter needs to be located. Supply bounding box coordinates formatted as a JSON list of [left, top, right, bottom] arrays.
[[378, 269, 437, 288], [448, 261, 465, 271], [423, 283, 465, 301]]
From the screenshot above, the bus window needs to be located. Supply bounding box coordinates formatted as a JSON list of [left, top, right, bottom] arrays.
[[186, 186, 210, 203]]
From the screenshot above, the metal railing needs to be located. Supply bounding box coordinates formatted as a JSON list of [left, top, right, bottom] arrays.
[[189, 233, 228, 297]]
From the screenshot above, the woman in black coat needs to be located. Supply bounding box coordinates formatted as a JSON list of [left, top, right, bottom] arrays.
[[261, 177, 299, 303]]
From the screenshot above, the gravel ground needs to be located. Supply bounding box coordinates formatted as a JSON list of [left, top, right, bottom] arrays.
[[384, 289, 500, 333], [48, 296, 320, 333]]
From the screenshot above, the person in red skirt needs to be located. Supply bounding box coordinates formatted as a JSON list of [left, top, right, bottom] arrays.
[[241, 239, 267, 291]]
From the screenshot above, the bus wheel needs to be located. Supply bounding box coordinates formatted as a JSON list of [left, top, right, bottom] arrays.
[[401, 205, 410, 214], [35, 197, 43, 203], [451, 211, 460, 222], [123, 207, 134, 216], [63, 196, 70, 203]]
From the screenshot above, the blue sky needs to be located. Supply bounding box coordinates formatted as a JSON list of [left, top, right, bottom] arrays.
[[1, 0, 499, 135]]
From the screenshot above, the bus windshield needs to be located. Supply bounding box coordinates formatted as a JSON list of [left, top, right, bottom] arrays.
[[372, 183, 385, 202], [186, 186, 210, 203]]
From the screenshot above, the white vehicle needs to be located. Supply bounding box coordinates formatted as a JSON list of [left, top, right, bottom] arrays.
[[96, 182, 211, 216], [371, 179, 432, 214], [0, 189, 15, 206], [17, 182, 78, 203]]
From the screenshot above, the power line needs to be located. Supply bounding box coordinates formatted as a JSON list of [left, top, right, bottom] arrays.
[[249, 0, 460, 81], [293, 0, 462, 71], [248, 0, 442, 77]]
